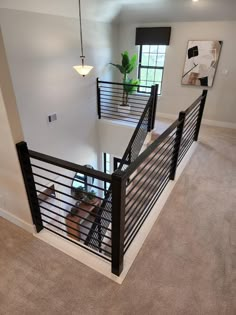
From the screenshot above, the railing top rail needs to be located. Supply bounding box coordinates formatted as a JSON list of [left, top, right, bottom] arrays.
[[184, 90, 207, 115], [29, 148, 112, 182], [98, 80, 152, 90], [122, 118, 181, 178]]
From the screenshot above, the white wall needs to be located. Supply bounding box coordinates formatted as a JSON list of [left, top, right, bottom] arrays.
[[0, 91, 33, 229], [0, 29, 33, 230], [118, 21, 236, 125], [0, 8, 118, 170], [97, 120, 134, 157]]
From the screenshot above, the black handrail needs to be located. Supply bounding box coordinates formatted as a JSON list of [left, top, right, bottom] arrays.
[[123, 119, 181, 178], [118, 84, 158, 171], [98, 80, 151, 89], [29, 149, 112, 182]]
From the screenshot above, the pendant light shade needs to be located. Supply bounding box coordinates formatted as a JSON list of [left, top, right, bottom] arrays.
[[73, 65, 93, 76], [73, 0, 93, 77]]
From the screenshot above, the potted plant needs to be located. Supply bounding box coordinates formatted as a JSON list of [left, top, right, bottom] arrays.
[[73, 186, 86, 201], [83, 190, 97, 204], [73, 186, 97, 204], [110, 51, 139, 114]]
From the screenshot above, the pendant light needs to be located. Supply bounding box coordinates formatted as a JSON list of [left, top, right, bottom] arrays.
[[73, 0, 93, 77]]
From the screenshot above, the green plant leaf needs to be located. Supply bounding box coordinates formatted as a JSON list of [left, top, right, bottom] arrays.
[[130, 54, 138, 66], [109, 63, 125, 74], [122, 51, 130, 70], [123, 78, 140, 95], [126, 64, 135, 74]]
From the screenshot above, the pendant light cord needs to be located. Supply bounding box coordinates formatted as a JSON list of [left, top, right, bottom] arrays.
[[78, 0, 84, 58]]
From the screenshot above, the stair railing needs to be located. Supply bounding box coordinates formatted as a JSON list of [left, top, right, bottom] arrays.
[[16, 83, 207, 277]]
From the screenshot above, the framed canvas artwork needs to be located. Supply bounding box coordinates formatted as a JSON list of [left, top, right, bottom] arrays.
[[182, 40, 223, 87]]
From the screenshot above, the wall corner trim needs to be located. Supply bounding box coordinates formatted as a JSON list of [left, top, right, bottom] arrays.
[[0, 208, 36, 234], [157, 112, 236, 130]]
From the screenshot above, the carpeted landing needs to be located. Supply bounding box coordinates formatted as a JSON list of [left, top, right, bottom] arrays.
[[0, 125, 235, 315]]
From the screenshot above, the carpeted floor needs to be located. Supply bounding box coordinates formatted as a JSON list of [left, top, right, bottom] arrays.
[[0, 125, 235, 315]]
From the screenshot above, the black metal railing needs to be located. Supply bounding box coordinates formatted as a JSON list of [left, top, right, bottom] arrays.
[[110, 89, 208, 275], [16, 143, 113, 261], [16, 86, 207, 277], [97, 79, 158, 127], [177, 90, 208, 166], [118, 85, 158, 171], [84, 83, 158, 261], [123, 121, 179, 252]]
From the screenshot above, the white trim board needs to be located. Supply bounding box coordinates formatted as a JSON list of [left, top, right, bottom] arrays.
[[120, 142, 198, 283], [34, 229, 121, 284], [157, 112, 236, 129], [0, 207, 35, 234], [34, 143, 198, 285]]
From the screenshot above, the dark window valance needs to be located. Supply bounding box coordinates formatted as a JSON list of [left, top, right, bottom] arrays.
[[135, 27, 171, 46]]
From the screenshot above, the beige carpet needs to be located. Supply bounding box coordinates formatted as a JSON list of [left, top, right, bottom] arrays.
[[0, 125, 235, 315]]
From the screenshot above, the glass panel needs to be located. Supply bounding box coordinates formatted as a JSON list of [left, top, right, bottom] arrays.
[[147, 69, 155, 82], [72, 173, 86, 189], [105, 182, 110, 191], [150, 45, 158, 53], [140, 68, 147, 81], [158, 83, 162, 94], [157, 54, 165, 67], [149, 54, 157, 67], [140, 80, 146, 86], [106, 154, 110, 162], [141, 53, 149, 66], [158, 45, 166, 54], [155, 69, 163, 82], [142, 45, 150, 53]]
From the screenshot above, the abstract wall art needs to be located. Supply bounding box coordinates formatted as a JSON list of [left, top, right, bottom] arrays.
[[182, 40, 223, 87]]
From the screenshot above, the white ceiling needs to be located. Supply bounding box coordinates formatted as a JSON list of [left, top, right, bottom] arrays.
[[0, 0, 236, 23]]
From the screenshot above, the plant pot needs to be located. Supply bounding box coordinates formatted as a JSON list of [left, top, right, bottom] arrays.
[[117, 104, 131, 117]]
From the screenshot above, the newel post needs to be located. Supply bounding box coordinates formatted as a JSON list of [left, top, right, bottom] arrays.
[[194, 89, 208, 141], [97, 77, 101, 119], [169, 111, 186, 180], [111, 169, 126, 276], [16, 141, 43, 233]]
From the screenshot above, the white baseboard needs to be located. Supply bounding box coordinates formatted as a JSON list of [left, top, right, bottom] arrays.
[[34, 144, 197, 284], [157, 112, 236, 130], [35, 230, 122, 284], [157, 112, 177, 121], [0, 207, 35, 234], [202, 119, 236, 129]]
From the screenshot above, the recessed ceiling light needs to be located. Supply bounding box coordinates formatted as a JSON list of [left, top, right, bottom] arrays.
[[192, 0, 199, 2]]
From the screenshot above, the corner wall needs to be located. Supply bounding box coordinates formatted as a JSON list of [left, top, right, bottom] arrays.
[[0, 28, 33, 231], [118, 21, 236, 126], [0, 8, 118, 169]]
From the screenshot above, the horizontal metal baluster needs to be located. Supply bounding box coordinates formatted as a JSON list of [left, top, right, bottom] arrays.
[[35, 181, 111, 214], [38, 198, 112, 231], [124, 175, 170, 244], [40, 212, 111, 248], [39, 218, 112, 256], [39, 205, 111, 240], [125, 161, 172, 226], [125, 146, 176, 212], [126, 134, 176, 190], [31, 164, 109, 192], [32, 172, 111, 204]]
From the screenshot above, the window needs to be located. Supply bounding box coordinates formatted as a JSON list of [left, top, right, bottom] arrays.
[[72, 173, 87, 191], [103, 153, 112, 192], [138, 45, 167, 94]]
